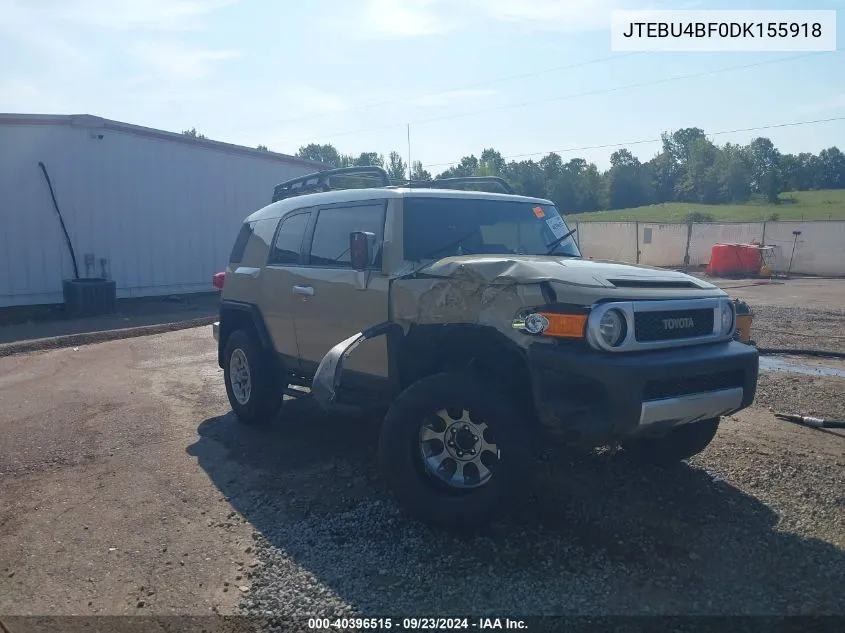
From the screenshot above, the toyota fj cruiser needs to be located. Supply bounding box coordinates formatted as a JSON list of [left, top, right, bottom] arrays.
[[213, 166, 759, 530]]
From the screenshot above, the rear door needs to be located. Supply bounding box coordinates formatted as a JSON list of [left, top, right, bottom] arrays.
[[260, 209, 313, 370], [288, 200, 391, 386]]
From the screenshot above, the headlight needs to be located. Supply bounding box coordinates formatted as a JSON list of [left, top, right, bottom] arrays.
[[598, 309, 626, 347], [720, 300, 735, 334]]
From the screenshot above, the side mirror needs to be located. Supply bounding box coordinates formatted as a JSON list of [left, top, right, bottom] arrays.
[[350, 231, 376, 271]]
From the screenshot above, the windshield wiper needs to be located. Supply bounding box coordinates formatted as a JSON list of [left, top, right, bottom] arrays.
[[425, 229, 479, 261], [407, 228, 480, 277], [545, 227, 578, 255]]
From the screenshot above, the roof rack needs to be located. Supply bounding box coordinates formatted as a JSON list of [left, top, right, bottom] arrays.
[[393, 176, 514, 195], [271, 166, 515, 202], [272, 166, 390, 202]]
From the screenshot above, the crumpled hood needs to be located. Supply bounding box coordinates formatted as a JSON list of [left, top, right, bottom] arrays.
[[414, 255, 719, 291]]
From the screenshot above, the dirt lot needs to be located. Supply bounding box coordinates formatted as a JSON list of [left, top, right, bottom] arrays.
[[0, 278, 843, 623]]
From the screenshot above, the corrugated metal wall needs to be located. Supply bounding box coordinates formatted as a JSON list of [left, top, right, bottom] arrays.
[[0, 121, 317, 307]]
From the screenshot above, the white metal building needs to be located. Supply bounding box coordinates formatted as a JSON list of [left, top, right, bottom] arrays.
[[0, 114, 324, 307]]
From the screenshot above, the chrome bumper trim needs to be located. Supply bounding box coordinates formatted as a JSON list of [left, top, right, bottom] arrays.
[[212, 321, 219, 342], [639, 387, 744, 428]]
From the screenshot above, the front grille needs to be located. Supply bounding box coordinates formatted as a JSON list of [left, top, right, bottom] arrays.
[[634, 308, 714, 342], [643, 370, 745, 400]]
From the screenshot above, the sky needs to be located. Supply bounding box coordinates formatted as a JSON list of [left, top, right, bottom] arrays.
[[1, 0, 843, 172]]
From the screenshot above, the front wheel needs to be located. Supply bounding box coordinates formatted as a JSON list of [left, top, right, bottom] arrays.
[[378, 372, 532, 531], [621, 418, 721, 467]]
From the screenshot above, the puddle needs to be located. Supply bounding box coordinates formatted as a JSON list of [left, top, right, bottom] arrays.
[[759, 356, 845, 379]]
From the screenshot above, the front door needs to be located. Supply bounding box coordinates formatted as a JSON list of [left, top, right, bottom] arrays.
[[289, 200, 391, 388]]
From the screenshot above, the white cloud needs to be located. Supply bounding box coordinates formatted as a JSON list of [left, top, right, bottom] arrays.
[[467, 0, 646, 33], [365, 0, 456, 37], [0, 0, 95, 72], [0, 0, 241, 110], [332, 0, 654, 40], [328, 0, 458, 40], [128, 41, 240, 82], [406, 88, 498, 108], [0, 78, 73, 113], [283, 85, 351, 116], [12, 0, 239, 31]]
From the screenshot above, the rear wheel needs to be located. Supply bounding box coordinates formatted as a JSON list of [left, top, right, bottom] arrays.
[[223, 329, 283, 425], [621, 418, 721, 467], [378, 372, 532, 531]]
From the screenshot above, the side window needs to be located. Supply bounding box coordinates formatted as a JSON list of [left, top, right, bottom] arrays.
[[308, 203, 385, 268], [268, 212, 310, 265], [240, 217, 280, 266], [229, 222, 255, 264]]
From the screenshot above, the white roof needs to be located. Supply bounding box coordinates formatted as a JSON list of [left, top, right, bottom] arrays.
[[248, 186, 554, 221], [0, 113, 325, 169]]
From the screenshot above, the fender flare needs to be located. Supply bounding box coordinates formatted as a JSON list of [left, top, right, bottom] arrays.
[[218, 300, 274, 366], [311, 321, 402, 413]]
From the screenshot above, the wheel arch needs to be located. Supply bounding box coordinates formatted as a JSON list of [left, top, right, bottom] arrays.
[[396, 323, 537, 427], [217, 300, 274, 368]]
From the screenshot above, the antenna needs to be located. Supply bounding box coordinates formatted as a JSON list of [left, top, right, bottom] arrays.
[[407, 123, 412, 186]]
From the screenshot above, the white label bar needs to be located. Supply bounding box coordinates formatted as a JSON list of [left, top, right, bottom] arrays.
[[611, 10, 837, 51]]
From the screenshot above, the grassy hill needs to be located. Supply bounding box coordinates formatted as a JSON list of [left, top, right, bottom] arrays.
[[570, 189, 845, 223]]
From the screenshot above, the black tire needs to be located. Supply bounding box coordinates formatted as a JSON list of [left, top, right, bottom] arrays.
[[223, 329, 283, 425], [621, 418, 720, 467], [378, 371, 532, 531]]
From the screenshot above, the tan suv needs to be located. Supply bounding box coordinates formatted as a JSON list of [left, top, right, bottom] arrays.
[[213, 166, 759, 530]]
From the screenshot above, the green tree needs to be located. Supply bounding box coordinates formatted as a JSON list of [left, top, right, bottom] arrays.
[[256, 144, 269, 151], [296, 143, 342, 166], [386, 151, 407, 181], [479, 148, 506, 174], [815, 147, 845, 189], [505, 160, 545, 198], [353, 152, 385, 168], [182, 127, 207, 139], [605, 149, 649, 208], [714, 143, 751, 203], [410, 161, 432, 181], [675, 137, 719, 204], [574, 164, 603, 212], [437, 155, 479, 179], [282, 134, 843, 214], [746, 137, 781, 202]]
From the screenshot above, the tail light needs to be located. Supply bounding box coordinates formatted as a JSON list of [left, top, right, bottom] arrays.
[[212, 271, 225, 290]]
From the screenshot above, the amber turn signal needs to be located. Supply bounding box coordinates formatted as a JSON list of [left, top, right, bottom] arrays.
[[537, 312, 587, 338]]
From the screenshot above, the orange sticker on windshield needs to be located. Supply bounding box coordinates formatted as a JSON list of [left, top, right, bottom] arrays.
[[532, 206, 545, 218]]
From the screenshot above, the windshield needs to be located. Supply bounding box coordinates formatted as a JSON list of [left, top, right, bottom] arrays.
[[403, 197, 581, 261]]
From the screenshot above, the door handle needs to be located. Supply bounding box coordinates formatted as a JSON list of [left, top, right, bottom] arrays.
[[292, 285, 314, 296]]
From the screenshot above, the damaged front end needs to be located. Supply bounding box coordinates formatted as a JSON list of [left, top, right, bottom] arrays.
[[309, 257, 571, 414]]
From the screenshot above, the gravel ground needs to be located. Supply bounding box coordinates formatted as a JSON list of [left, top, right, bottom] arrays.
[[755, 371, 845, 419], [747, 305, 845, 355], [224, 408, 844, 623]]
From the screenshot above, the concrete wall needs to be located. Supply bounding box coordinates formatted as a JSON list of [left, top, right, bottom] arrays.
[[574, 219, 845, 276], [0, 118, 319, 307]]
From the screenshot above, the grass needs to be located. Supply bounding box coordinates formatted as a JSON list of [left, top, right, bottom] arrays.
[[569, 189, 845, 223]]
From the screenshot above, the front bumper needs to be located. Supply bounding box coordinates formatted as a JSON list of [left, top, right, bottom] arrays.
[[527, 340, 759, 443]]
